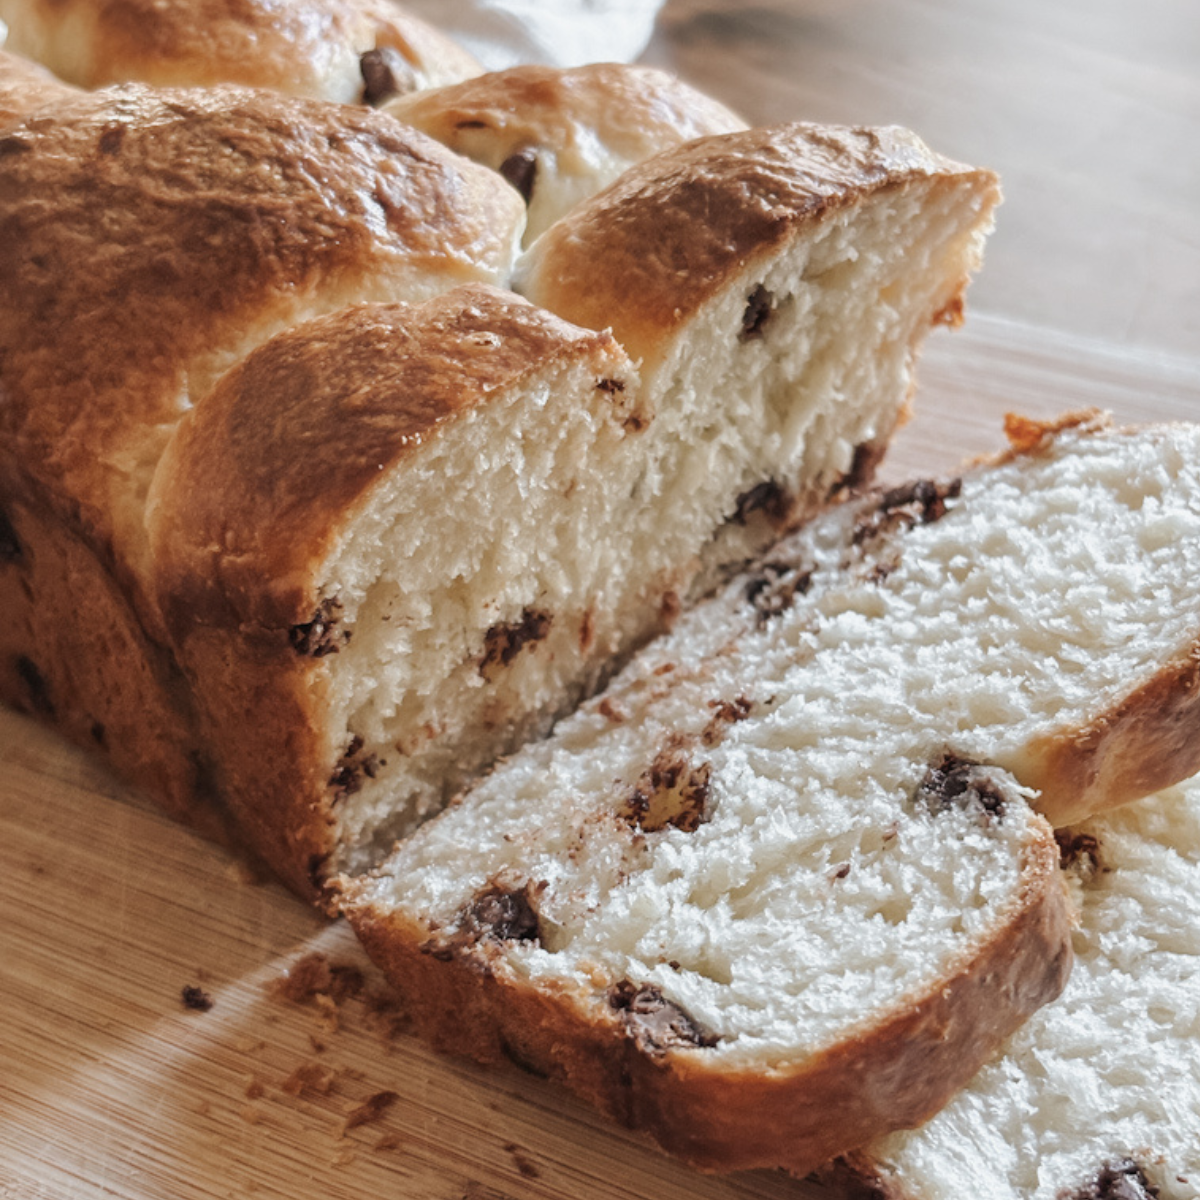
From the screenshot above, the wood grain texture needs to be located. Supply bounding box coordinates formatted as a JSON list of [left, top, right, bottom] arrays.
[[2, 0, 1199, 1196]]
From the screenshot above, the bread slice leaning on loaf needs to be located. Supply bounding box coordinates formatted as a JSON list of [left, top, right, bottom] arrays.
[[341, 414, 1200, 1176], [823, 777, 1200, 1200]]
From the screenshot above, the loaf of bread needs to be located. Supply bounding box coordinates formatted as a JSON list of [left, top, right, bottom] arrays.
[[0, 39, 999, 892], [342, 415, 1200, 1174], [0, 0, 482, 102], [824, 776, 1200, 1200]]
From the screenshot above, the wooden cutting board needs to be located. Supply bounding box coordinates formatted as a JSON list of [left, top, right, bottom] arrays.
[[4, 0, 1199, 1189], [3, 314, 1197, 1200]]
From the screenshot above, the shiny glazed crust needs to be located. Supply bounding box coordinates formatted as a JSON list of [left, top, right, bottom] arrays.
[[0, 82, 523, 605], [0, 0, 481, 100], [347, 824, 1071, 1175], [519, 122, 999, 367], [148, 287, 635, 896], [0, 47, 81, 128]]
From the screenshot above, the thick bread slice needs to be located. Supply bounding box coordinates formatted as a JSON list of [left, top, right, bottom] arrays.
[[342, 415, 1200, 1175], [0, 82, 524, 819], [148, 286, 642, 892], [384, 63, 748, 244], [825, 778, 1200, 1200], [517, 122, 1001, 582], [0, 0, 481, 102]]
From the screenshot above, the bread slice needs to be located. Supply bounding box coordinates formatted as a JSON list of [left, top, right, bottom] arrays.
[[0, 81, 524, 821], [383, 62, 748, 244], [517, 122, 1001, 583], [0, 0, 482, 102], [824, 777, 1200, 1200], [342, 415, 1200, 1175]]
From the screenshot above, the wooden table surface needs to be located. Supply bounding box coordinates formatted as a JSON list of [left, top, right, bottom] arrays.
[[3, 3, 1199, 1198]]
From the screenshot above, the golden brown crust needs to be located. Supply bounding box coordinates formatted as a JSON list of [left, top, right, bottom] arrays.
[[518, 122, 1001, 366], [0, 0, 481, 100], [0, 84, 523, 604], [148, 286, 634, 896], [1016, 642, 1200, 828], [345, 822, 1071, 1175], [385, 62, 746, 176]]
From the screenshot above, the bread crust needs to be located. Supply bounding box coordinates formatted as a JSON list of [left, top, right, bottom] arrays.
[[148, 286, 637, 896], [0, 0, 481, 100], [0, 48, 81, 129], [385, 62, 746, 178], [518, 122, 1000, 366], [0, 83, 523, 608], [346, 821, 1071, 1175]]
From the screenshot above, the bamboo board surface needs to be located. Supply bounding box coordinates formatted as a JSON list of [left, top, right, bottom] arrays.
[[2, 0, 1199, 1196]]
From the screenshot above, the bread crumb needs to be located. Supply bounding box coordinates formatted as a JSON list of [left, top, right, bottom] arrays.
[[239, 1105, 262, 1125], [281, 1061, 337, 1098], [181, 985, 213, 1012], [341, 1090, 399, 1136], [244, 1076, 266, 1100], [374, 1132, 403, 1153]]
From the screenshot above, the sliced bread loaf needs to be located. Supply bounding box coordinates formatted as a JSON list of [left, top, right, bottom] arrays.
[[824, 776, 1200, 1200], [342, 414, 1200, 1175]]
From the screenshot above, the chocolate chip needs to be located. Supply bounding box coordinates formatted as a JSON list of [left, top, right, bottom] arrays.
[[733, 479, 790, 526], [738, 284, 775, 342], [830, 442, 885, 498], [480, 608, 551, 675], [289, 598, 350, 657], [744, 561, 812, 626], [608, 981, 718, 1057], [702, 696, 754, 747], [328, 735, 380, 802], [181, 985, 213, 1012], [15, 655, 54, 717], [1066, 1160, 1159, 1200], [498, 148, 538, 203], [877, 477, 963, 527], [621, 747, 712, 833], [360, 47, 414, 104], [1056, 830, 1103, 874], [462, 882, 543, 945], [916, 753, 1009, 821], [596, 377, 626, 394], [0, 508, 21, 563]]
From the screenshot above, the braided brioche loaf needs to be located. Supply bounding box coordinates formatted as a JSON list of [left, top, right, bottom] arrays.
[[343, 415, 1200, 1174], [0, 26, 999, 892]]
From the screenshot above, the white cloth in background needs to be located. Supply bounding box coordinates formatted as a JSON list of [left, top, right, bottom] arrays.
[[401, 0, 667, 69]]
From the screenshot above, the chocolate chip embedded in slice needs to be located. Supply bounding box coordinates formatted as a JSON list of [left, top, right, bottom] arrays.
[[915, 752, 1009, 822], [479, 608, 552, 676], [621, 746, 712, 833], [744, 561, 813, 627], [462, 882, 543, 945], [1066, 1159, 1160, 1200], [499, 148, 538, 204], [733, 479, 790, 527], [289, 598, 351, 657], [738, 283, 775, 342], [328, 735, 382, 803], [608, 981, 718, 1057]]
